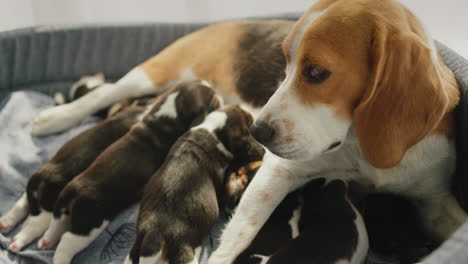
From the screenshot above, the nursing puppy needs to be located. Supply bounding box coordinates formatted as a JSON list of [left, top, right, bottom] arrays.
[[127, 105, 262, 264], [363, 194, 439, 263], [0, 106, 144, 252], [223, 160, 263, 214], [43, 81, 221, 264], [235, 179, 367, 264]]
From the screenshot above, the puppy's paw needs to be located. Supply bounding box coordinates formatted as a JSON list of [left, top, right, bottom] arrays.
[[9, 232, 33, 252], [31, 104, 82, 136], [123, 256, 132, 264], [0, 217, 16, 234], [207, 252, 234, 264], [37, 238, 52, 249], [8, 212, 52, 252], [8, 238, 26, 253]]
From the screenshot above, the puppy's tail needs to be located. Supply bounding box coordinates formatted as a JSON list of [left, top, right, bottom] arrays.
[[26, 174, 42, 215], [128, 223, 164, 264], [52, 183, 80, 218]]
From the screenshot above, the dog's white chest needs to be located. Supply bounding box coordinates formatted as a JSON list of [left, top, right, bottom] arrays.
[[352, 135, 456, 196]]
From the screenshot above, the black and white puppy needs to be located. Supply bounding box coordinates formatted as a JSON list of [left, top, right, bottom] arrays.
[[126, 105, 262, 264], [363, 194, 439, 263], [0, 106, 145, 252], [235, 179, 368, 264], [42, 80, 222, 264]]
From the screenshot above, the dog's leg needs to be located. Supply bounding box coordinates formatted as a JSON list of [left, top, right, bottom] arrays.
[[53, 220, 109, 264], [37, 214, 71, 249], [0, 194, 29, 234], [9, 211, 52, 252], [31, 67, 159, 135], [188, 246, 202, 264], [208, 152, 310, 264], [127, 225, 165, 264], [418, 193, 467, 241]]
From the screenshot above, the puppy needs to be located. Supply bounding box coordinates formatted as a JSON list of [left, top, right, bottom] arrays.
[[0, 106, 145, 251], [234, 182, 436, 264], [127, 105, 262, 264], [234, 179, 368, 264], [53, 73, 105, 106], [223, 161, 263, 214], [42, 80, 222, 264], [363, 194, 439, 263]]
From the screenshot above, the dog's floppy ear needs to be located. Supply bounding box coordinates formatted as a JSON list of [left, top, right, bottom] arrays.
[[354, 30, 448, 168]]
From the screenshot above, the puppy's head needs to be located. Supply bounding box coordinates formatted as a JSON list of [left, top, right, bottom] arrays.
[[175, 80, 223, 124], [215, 105, 264, 161], [252, 0, 452, 168], [195, 105, 263, 161]]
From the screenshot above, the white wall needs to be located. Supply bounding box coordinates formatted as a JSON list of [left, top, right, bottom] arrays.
[[399, 0, 468, 62], [0, 0, 467, 57], [0, 0, 34, 31]]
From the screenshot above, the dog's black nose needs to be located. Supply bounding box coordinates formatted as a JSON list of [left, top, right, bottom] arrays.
[[251, 122, 275, 145]]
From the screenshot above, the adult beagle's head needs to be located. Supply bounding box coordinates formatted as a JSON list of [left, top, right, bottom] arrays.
[[252, 0, 458, 168]]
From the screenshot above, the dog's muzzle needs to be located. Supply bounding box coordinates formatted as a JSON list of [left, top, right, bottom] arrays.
[[251, 121, 275, 146]]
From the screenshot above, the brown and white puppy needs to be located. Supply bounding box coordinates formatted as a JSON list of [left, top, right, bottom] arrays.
[[27, 0, 466, 262], [126, 105, 262, 264], [41, 81, 221, 264], [0, 106, 145, 252]]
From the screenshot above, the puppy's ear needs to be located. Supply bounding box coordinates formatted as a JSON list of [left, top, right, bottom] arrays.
[[189, 114, 206, 128], [354, 31, 448, 168], [207, 93, 222, 112]]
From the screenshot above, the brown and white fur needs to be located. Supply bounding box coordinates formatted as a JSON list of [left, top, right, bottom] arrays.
[[20, 0, 466, 263]]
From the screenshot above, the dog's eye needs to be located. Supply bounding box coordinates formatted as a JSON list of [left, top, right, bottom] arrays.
[[303, 64, 331, 84]]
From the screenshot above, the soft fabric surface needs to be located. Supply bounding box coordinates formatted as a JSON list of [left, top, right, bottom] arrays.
[[0, 91, 226, 263]]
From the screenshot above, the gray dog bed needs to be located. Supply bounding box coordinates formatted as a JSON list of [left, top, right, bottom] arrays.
[[0, 14, 468, 264]]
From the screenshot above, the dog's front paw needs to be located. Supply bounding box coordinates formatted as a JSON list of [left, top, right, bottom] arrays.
[[37, 237, 52, 249], [31, 104, 82, 136]]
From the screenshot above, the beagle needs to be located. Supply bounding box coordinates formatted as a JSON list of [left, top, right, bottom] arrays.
[[20, 0, 465, 262], [127, 105, 263, 264], [210, 0, 466, 263]]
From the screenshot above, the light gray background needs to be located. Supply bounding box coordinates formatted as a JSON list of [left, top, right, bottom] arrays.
[[0, 0, 467, 58]]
